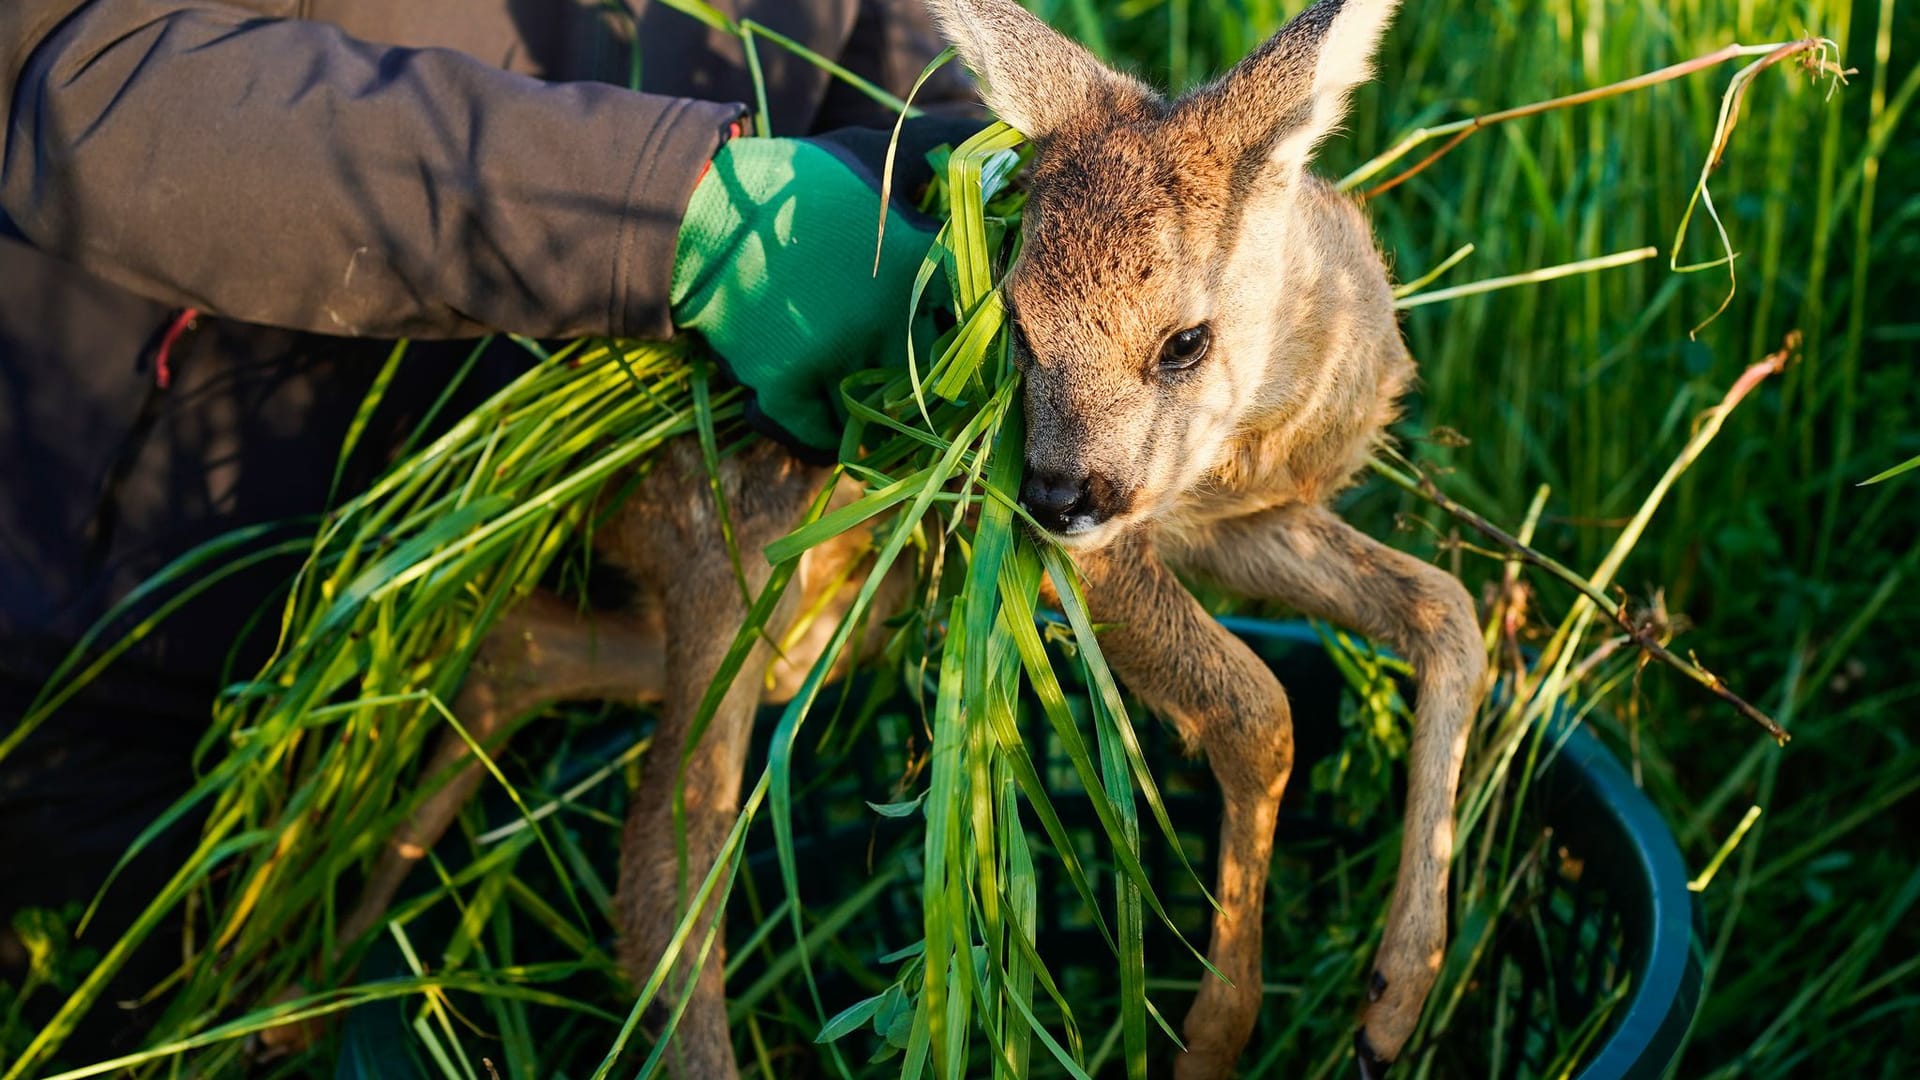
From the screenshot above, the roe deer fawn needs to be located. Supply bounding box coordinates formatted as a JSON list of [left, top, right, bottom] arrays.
[[282, 1, 1485, 1076]]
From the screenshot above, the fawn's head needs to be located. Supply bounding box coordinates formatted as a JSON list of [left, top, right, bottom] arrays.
[[930, 0, 1403, 548]]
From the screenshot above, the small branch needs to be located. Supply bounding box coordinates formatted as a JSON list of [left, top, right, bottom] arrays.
[[1375, 455, 1787, 744], [1372, 336, 1801, 745], [1342, 37, 1837, 199]]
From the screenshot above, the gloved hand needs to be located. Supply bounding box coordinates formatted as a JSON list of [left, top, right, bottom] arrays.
[[669, 117, 986, 455]]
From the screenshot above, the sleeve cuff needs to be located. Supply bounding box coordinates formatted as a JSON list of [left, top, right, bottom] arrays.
[[611, 97, 749, 340]]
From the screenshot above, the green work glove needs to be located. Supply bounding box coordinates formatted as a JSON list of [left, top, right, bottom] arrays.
[[669, 118, 984, 454]]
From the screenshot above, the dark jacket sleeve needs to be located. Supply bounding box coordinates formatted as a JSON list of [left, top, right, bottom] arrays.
[[0, 0, 745, 341]]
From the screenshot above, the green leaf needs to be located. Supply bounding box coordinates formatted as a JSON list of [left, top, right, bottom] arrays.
[[867, 792, 929, 818], [1861, 452, 1920, 485], [817, 993, 888, 1043]]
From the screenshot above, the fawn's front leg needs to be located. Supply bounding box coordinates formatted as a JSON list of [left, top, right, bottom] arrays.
[[613, 586, 772, 1079], [337, 470, 883, 965], [607, 440, 830, 1079], [1067, 533, 1296, 1080], [1169, 504, 1486, 1077]]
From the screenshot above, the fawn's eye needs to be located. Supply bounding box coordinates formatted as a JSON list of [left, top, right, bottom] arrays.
[[1159, 325, 1211, 373]]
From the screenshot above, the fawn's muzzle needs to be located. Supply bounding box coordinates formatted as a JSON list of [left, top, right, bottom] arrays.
[[1020, 466, 1127, 536]]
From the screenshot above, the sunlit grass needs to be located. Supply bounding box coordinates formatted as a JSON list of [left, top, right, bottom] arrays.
[[4, 0, 1913, 1077]]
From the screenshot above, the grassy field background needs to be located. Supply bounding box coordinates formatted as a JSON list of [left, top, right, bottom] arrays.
[[1042, 0, 1919, 1073], [3, 0, 1914, 1076]]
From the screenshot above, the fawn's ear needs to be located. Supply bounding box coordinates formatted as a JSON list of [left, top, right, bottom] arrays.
[[925, 0, 1157, 139], [1177, 0, 1400, 168]]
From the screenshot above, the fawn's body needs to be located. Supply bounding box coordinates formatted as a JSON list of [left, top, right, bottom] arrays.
[[284, 1, 1487, 1076]]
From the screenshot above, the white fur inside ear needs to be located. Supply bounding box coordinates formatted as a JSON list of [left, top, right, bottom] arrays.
[[924, 0, 1150, 138], [924, 1, 1028, 130], [924, 0, 1054, 134], [1272, 0, 1399, 165]]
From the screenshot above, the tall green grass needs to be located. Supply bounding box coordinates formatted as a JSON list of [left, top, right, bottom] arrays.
[[1048, 0, 1917, 1074], [3, 0, 1913, 1077]]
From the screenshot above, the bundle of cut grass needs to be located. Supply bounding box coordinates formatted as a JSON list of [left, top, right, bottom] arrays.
[[0, 9, 1845, 1077]]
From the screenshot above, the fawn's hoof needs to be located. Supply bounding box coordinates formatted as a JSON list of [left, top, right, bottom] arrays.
[[247, 987, 323, 1060], [1354, 1028, 1392, 1079]]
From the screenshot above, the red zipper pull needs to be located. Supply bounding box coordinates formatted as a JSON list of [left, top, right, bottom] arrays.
[[152, 307, 199, 389]]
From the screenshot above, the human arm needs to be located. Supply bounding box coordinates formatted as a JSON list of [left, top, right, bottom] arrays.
[[0, 0, 741, 340]]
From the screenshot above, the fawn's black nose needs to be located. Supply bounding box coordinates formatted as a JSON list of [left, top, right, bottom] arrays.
[[1020, 467, 1094, 534], [1354, 1029, 1391, 1079]]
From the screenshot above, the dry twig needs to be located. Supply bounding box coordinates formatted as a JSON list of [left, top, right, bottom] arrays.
[[1373, 335, 1802, 745], [1346, 37, 1847, 200]]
